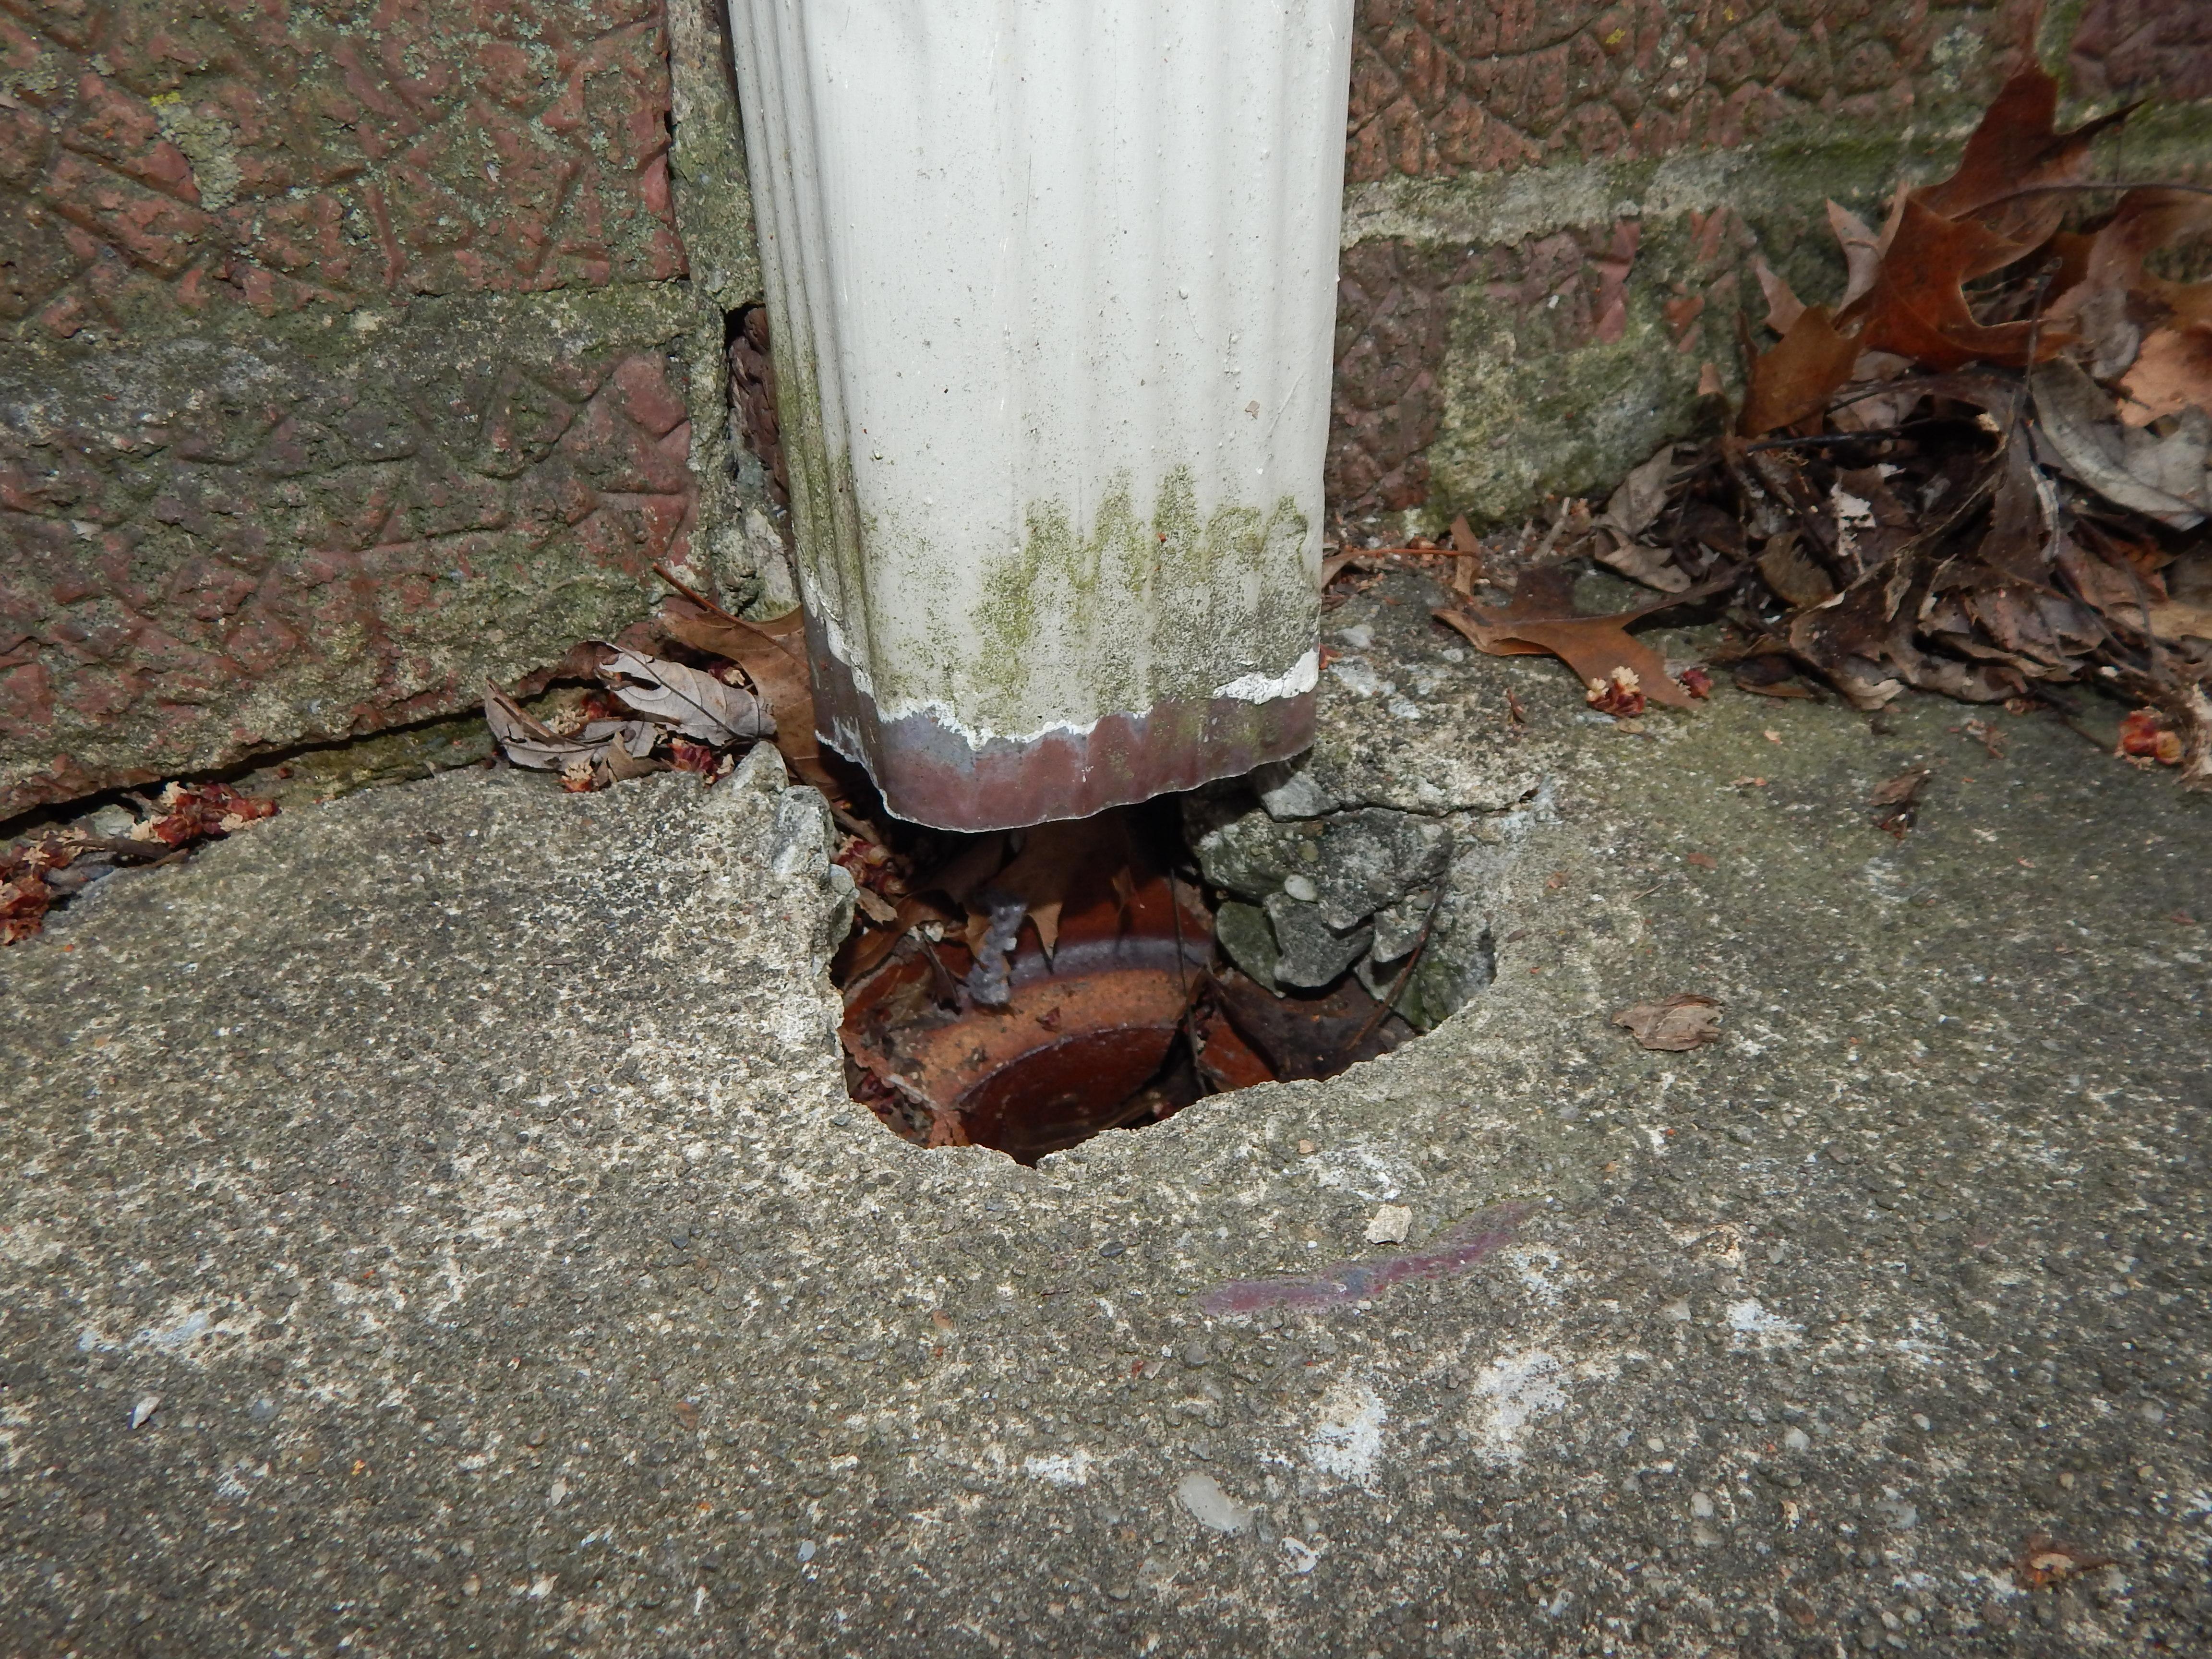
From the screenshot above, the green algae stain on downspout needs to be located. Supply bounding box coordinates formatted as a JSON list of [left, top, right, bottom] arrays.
[[764, 318, 871, 648], [967, 467, 1316, 736]]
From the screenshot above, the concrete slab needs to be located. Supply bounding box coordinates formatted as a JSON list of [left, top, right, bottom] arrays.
[[4, 575, 2209, 1658]]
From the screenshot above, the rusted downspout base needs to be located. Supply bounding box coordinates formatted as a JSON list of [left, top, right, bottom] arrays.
[[807, 625, 1314, 832]]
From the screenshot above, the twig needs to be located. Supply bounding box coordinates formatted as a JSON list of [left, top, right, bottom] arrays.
[[2027, 690, 2110, 751], [1343, 892, 1445, 1058], [1745, 424, 1927, 452], [1971, 180, 2212, 209], [828, 801, 885, 846], [651, 562, 742, 623]]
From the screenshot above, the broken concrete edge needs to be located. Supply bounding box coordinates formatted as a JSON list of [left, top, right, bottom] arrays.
[[664, 0, 800, 627]]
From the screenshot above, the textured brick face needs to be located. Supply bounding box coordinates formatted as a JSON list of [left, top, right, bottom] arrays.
[[1345, 0, 2049, 183], [0, 293, 700, 815], [0, 0, 685, 337], [2070, 0, 2212, 104]]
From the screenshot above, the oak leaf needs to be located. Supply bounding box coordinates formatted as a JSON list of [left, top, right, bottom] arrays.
[[1612, 994, 1723, 1052], [1434, 568, 1708, 709]]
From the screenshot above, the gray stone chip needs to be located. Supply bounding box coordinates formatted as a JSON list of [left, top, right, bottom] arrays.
[[1263, 891, 1372, 988]]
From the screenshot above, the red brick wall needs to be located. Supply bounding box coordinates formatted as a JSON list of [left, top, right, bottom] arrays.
[[1, 0, 685, 336], [1, 0, 703, 818]]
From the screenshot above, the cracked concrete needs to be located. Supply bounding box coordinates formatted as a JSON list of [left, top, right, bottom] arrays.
[[3, 567, 2208, 1657]]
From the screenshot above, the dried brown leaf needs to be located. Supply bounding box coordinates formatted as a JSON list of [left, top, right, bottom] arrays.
[[1435, 564, 1728, 709], [1826, 200, 1884, 310], [2032, 359, 2206, 529], [484, 685, 620, 771], [1753, 257, 1804, 334], [600, 648, 770, 745], [1742, 306, 1860, 436], [1915, 59, 2134, 258], [1612, 994, 1723, 1052], [2117, 325, 2212, 426], [1838, 196, 2065, 371]]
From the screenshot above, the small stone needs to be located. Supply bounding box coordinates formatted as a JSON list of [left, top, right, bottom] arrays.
[[1099, 1240, 1126, 1257], [797, 1540, 816, 1563], [1254, 760, 1340, 821], [1265, 892, 1370, 988], [1363, 1204, 1412, 1245], [1282, 873, 1319, 903], [1214, 900, 1281, 989], [129, 1394, 160, 1430]]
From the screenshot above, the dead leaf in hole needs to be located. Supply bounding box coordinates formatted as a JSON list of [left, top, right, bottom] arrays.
[[599, 648, 769, 745], [485, 685, 616, 771], [987, 816, 1131, 960], [1192, 1002, 1277, 1093], [1612, 994, 1724, 1052], [852, 885, 900, 925], [2014, 1535, 2115, 1591], [1870, 767, 1932, 835], [1434, 567, 1712, 710], [654, 600, 846, 791]]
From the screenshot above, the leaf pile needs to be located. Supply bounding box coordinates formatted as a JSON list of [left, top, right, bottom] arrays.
[[1581, 54, 2212, 785], [485, 644, 769, 793], [482, 570, 835, 798], [2, 781, 279, 945]]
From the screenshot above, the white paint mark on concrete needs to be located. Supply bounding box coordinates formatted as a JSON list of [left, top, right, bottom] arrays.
[[1507, 1246, 1563, 1304], [1725, 1298, 1802, 1349], [1308, 1381, 1388, 1487], [1177, 1472, 1254, 1534], [1022, 1451, 1094, 1487], [1326, 658, 1389, 698], [1466, 1349, 1567, 1466]]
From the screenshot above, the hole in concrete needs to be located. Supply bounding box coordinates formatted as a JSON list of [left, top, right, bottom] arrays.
[[832, 779, 1494, 1165]]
